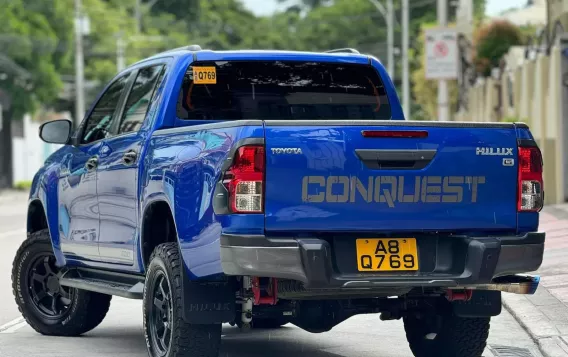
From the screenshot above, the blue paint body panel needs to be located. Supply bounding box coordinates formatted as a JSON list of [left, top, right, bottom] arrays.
[[143, 125, 264, 278], [26, 48, 540, 280], [264, 125, 519, 233]]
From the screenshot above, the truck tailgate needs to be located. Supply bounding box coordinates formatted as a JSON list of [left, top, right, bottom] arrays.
[[264, 121, 519, 233]]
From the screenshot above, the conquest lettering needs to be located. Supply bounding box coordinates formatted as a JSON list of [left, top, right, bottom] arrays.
[[301, 175, 485, 206]]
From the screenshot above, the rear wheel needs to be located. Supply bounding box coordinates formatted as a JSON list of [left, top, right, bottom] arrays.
[[11, 229, 112, 336], [403, 311, 490, 357], [143, 243, 221, 357]]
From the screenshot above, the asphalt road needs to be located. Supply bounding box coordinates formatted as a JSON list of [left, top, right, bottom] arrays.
[[0, 192, 544, 357]]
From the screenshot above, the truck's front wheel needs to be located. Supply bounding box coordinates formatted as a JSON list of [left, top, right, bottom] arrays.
[[12, 229, 112, 336], [143, 243, 221, 357], [403, 311, 490, 357]]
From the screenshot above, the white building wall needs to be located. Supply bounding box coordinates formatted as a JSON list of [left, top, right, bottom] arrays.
[[493, 0, 546, 26], [12, 114, 63, 183]]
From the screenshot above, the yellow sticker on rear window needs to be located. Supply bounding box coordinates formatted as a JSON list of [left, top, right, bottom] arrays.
[[193, 66, 217, 84]]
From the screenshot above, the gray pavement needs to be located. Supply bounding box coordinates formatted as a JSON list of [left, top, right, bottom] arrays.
[[0, 297, 545, 357], [0, 191, 28, 327], [0, 191, 546, 356], [501, 206, 568, 357]]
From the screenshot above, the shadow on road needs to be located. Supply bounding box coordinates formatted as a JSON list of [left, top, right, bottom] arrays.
[[0, 324, 392, 357], [221, 325, 348, 357]]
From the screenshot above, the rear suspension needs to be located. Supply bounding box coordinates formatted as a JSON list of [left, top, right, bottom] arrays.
[[238, 277, 280, 328]]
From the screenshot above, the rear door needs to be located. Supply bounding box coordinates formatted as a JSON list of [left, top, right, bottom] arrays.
[[96, 64, 166, 265]]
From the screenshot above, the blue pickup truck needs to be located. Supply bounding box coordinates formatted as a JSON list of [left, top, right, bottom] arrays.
[[12, 45, 545, 357]]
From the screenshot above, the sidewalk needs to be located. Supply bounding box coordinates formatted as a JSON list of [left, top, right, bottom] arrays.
[[503, 206, 568, 357]]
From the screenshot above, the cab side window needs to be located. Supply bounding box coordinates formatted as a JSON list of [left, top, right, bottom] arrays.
[[118, 65, 165, 134], [81, 74, 130, 144]]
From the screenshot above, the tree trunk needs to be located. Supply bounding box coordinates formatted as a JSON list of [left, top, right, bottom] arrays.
[[0, 107, 14, 189]]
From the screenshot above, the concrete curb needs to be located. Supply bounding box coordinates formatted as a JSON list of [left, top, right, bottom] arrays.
[[502, 293, 568, 357]]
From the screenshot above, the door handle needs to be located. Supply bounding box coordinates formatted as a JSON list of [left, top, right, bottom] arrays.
[[85, 157, 98, 172], [355, 149, 437, 170], [122, 150, 138, 166]]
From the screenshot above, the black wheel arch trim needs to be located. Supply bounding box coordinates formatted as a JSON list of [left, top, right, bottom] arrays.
[[27, 199, 48, 234], [140, 198, 181, 270]]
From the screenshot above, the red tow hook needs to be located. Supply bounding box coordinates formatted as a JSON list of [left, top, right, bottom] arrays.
[[446, 289, 473, 302], [251, 277, 278, 305]]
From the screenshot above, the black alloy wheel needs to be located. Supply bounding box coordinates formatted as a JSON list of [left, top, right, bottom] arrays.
[[149, 272, 174, 356], [143, 242, 222, 357], [27, 255, 74, 319], [12, 229, 112, 336]]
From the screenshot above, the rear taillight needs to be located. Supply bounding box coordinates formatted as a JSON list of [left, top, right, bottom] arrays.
[[517, 146, 543, 212], [226, 145, 265, 213]]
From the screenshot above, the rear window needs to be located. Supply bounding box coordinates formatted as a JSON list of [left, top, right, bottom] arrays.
[[177, 61, 391, 120]]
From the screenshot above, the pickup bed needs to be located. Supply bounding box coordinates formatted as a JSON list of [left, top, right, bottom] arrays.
[[12, 46, 545, 357]]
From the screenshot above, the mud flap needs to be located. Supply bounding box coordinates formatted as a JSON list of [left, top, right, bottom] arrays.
[[452, 290, 502, 317], [181, 266, 236, 324]]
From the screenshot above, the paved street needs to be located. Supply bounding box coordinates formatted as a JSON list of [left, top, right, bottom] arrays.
[[0, 192, 28, 328], [0, 192, 546, 357]]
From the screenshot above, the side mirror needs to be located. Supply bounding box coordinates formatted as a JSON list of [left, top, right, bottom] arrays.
[[39, 119, 73, 144]]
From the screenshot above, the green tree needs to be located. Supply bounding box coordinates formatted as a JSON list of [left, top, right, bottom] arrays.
[[278, 0, 333, 11], [149, 0, 201, 24], [0, 1, 71, 116], [81, 0, 135, 82], [473, 20, 523, 76], [0, 0, 72, 187], [290, 0, 390, 55]]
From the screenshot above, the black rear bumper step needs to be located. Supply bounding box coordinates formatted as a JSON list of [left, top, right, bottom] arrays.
[[220, 232, 545, 289], [60, 267, 145, 299]]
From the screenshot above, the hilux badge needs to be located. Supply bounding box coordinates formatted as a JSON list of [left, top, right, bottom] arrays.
[[476, 147, 513, 156]]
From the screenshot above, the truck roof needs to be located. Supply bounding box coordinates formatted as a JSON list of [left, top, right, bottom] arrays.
[[139, 46, 377, 67]]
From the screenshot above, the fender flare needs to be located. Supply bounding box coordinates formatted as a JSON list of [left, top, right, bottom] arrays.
[[140, 196, 236, 324], [139, 196, 180, 269]]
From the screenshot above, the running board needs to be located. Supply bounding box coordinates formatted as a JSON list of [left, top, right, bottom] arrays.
[[452, 274, 540, 295], [59, 267, 145, 299]]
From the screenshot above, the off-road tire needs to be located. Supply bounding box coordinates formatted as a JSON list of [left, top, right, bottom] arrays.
[[11, 229, 112, 336], [404, 312, 490, 357], [143, 242, 221, 357]]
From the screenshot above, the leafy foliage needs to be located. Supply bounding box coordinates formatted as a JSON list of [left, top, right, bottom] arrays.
[[278, 0, 333, 11], [0, 0, 70, 116], [473, 20, 523, 76], [0, 0, 494, 119], [3, 0, 509, 187]]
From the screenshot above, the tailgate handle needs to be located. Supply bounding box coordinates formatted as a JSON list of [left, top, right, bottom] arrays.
[[355, 149, 437, 170]]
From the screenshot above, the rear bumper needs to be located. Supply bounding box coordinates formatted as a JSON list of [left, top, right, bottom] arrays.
[[220, 232, 545, 289]]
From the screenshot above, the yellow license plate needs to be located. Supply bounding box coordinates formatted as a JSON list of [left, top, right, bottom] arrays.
[[356, 238, 419, 272], [193, 66, 217, 84]]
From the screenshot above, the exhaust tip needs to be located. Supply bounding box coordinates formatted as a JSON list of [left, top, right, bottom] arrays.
[[456, 274, 540, 295]]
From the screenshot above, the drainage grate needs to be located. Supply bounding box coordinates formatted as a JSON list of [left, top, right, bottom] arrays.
[[489, 345, 535, 357]]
